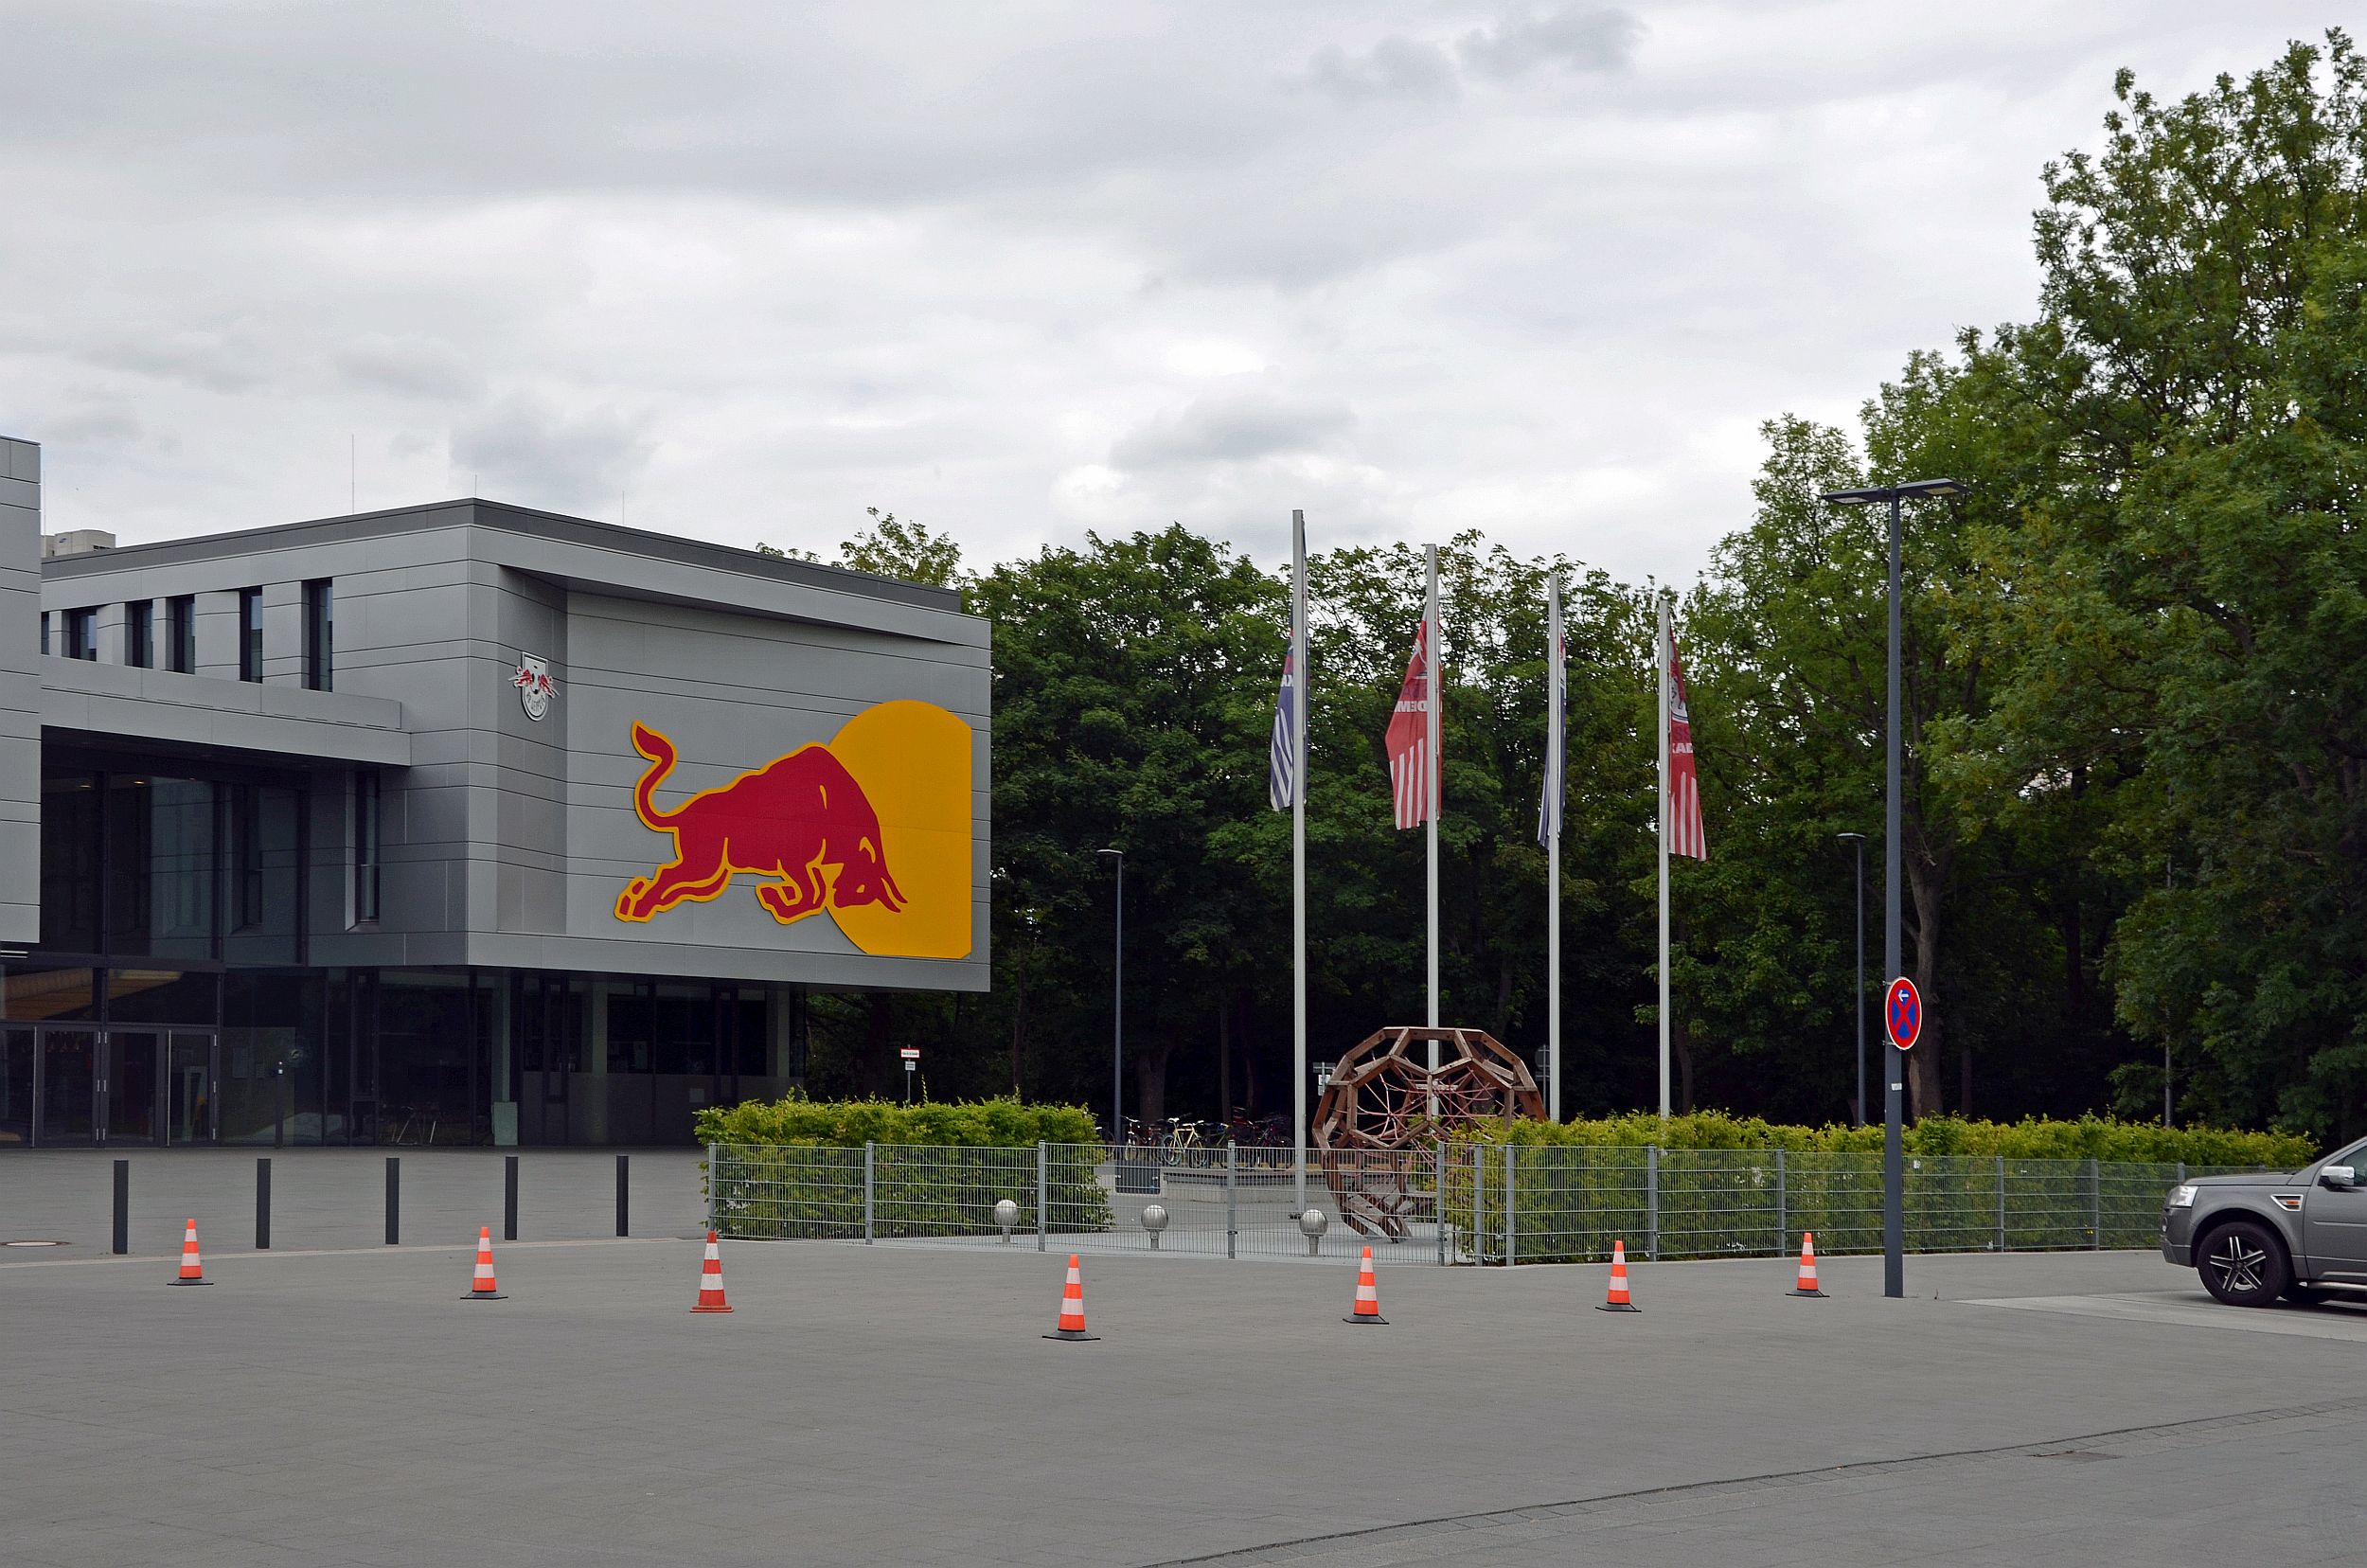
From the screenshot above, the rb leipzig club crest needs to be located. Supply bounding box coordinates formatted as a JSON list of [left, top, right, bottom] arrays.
[[513, 654, 557, 722]]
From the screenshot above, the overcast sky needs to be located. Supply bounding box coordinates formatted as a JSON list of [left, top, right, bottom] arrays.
[[0, 3, 2340, 588]]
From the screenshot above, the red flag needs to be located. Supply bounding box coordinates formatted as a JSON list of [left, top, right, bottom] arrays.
[[1384, 619, 1432, 830], [1665, 626, 1706, 860]]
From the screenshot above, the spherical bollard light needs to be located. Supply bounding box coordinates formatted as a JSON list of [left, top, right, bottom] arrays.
[[1298, 1205, 1329, 1256], [993, 1198, 1019, 1243], [1141, 1203, 1170, 1251]]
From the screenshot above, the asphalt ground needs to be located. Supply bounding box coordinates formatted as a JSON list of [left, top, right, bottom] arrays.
[[5, 1234, 2366, 1566]]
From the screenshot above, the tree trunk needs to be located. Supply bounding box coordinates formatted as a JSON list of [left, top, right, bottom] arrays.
[[1218, 996, 1232, 1124], [1907, 864, 1944, 1120], [1135, 1038, 1176, 1125]]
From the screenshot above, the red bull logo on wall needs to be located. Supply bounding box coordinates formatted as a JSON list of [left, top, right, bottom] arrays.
[[614, 700, 973, 959]]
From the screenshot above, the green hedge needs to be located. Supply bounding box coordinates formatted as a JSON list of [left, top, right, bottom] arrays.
[[1454, 1112, 2315, 1168], [694, 1092, 1102, 1149], [698, 1095, 1112, 1240]]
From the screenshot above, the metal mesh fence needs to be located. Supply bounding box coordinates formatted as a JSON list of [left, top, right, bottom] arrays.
[[708, 1142, 2266, 1265], [1447, 1146, 2269, 1264]]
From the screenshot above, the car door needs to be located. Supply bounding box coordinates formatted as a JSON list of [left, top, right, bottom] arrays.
[[2300, 1139, 2367, 1281]]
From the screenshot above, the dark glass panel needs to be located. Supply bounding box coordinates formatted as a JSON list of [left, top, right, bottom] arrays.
[[105, 775, 216, 959], [219, 971, 324, 1145], [223, 785, 299, 964], [105, 969, 220, 1025], [607, 990, 650, 1074], [39, 772, 100, 953], [378, 971, 482, 1146], [126, 600, 153, 668], [167, 596, 196, 673], [0, 1026, 32, 1144], [650, 983, 713, 1076], [3, 967, 96, 1022], [41, 1027, 96, 1142]]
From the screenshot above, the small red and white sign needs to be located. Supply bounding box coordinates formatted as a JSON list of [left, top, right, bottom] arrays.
[[1885, 978, 1923, 1051], [899, 1047, 920, 1062]]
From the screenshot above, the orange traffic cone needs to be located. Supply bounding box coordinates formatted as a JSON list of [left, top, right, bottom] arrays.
[[1789, 1231, 1825, 1296], [169, 1219, 209, 1287], [1595, 1238, 1639, 1312], [1043, 1254, 1098, 1341], [462, 1225, 505, 1300], [1344, 1244, 1388, 1325], [690, 1230, 733, 1313]]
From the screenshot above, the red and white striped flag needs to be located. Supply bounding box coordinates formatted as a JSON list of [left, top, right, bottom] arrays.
[[1384, 619, 1433, 830], [1665, 623, 1706, 860]]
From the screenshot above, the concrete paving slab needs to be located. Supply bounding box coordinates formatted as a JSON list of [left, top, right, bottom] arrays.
[[2, 1239, 2361, 1565]]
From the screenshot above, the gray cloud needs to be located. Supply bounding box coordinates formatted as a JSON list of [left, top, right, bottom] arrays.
[[449, 397, 654, 515], [0, 1, 2341, 589], [1459, 6, 1642, 79], [1112, 385, 1357, 470]]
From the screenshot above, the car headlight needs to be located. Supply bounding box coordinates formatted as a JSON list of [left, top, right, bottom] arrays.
[[2167, 1185, 2198, 1209]]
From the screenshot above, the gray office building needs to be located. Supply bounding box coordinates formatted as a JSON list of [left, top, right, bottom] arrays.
[[0, 435, 989, 1149]]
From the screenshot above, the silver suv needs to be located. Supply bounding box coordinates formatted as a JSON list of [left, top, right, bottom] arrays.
[[2162, 1136, 2367, 1306]]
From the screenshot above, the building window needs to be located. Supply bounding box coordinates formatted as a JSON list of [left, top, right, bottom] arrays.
[[38, 612, 48, 655], [238, 588, 262, 682], [167, 596, 196, 673], [126, 600, 154, 668], [352, 772, 381, 923], [62, 608, 98, 660], [303, 579, 333, 690]]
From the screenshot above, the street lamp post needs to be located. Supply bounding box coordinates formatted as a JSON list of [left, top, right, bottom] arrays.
[[1096, 848, 1124, 1147], [1837, 832, 1866, 1129], [1819, 477, 1967, 1300]]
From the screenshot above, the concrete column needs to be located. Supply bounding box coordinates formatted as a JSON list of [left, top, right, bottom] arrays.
[[0, 436, 40, 943], [262, 579, 304, 685], [94, 599, 128, 665], [195, 589, 243, 681]]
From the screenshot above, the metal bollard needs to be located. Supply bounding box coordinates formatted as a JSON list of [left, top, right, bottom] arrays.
[[112, 1159, 129, 1256], [385, 1156, 400, 1246], [257, 1157, 272, 1251], [504, 1155, 519, 1242], [615, 1153, 630, 1238]]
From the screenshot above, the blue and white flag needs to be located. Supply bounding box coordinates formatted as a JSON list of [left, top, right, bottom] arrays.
[[1537, 576, 1565, 846], [1268, 621, 1301, 811]]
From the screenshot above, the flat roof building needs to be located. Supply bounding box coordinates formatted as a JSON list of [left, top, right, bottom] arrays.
[[0, 435, 989, 1148]]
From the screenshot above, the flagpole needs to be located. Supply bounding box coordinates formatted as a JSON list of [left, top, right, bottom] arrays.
[[1290, 509, 1309, 1215], [1425, 544, 1441, 1106], [1547, 573, 1562, 1123], [1657, 593, 1672, 1122]]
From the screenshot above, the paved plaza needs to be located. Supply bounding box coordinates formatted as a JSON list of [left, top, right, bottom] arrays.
[[3, 1161, 2365, 1565]]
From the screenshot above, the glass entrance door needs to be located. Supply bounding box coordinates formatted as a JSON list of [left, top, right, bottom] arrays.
[[98, 1029, 162, 1146], [39, 1026, 98, 1145], [169, 1032, 218, 1144]]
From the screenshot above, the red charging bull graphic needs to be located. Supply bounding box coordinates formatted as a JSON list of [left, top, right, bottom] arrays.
[[612, 702, 974, 958]]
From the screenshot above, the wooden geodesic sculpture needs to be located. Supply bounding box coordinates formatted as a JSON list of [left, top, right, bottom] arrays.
[[1310, 1025, 1545, 1239]]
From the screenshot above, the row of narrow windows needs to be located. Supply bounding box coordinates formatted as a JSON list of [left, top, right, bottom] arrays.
[[42, 581, 334, 690]]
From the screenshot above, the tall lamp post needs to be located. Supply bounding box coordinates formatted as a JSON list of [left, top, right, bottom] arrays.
[[1837, 831, 1867, 1129], [1096, 848, 1124, 1146], [1819, 477, 1967, 1300]]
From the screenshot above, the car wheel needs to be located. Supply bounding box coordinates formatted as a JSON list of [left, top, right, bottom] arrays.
[[2198, 1219, 2289, 1307]]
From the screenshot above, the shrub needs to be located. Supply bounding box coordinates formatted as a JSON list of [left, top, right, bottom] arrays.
[[1451, 1112, 2315, 1168], [694, 1091, 1101, 1149]]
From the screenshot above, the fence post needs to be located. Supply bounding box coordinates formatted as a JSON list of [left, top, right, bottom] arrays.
[[1504, 1144, 1517, 1268], [1774, 1149, 1787, 1254], [2177, 1159, 2187, 1185], [504, 1154, 520, 1242], [384, 1155, 400, 1246], [112, 1159, 129, 1256], [1035, 1141, 1047, 1252], [256, 1156, 271, 1251], [1646, 1146, 1661, 1261], [1434, 1142, 1449, 1266], [1996, 1154, 2006, 1253], [704, 1144, 719, 1234], [1225, 1141, 1238, 1259], [1473, 1143, 1486, 1264], [863, 1141, 876, 1244], [2089, 1156, 2102, 1250]]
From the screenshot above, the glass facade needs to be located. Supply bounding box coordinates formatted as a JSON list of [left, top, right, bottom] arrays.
[[14, 752, 810, 1149], [167, 595, 195, 673], [238, 587, 262, 682]]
